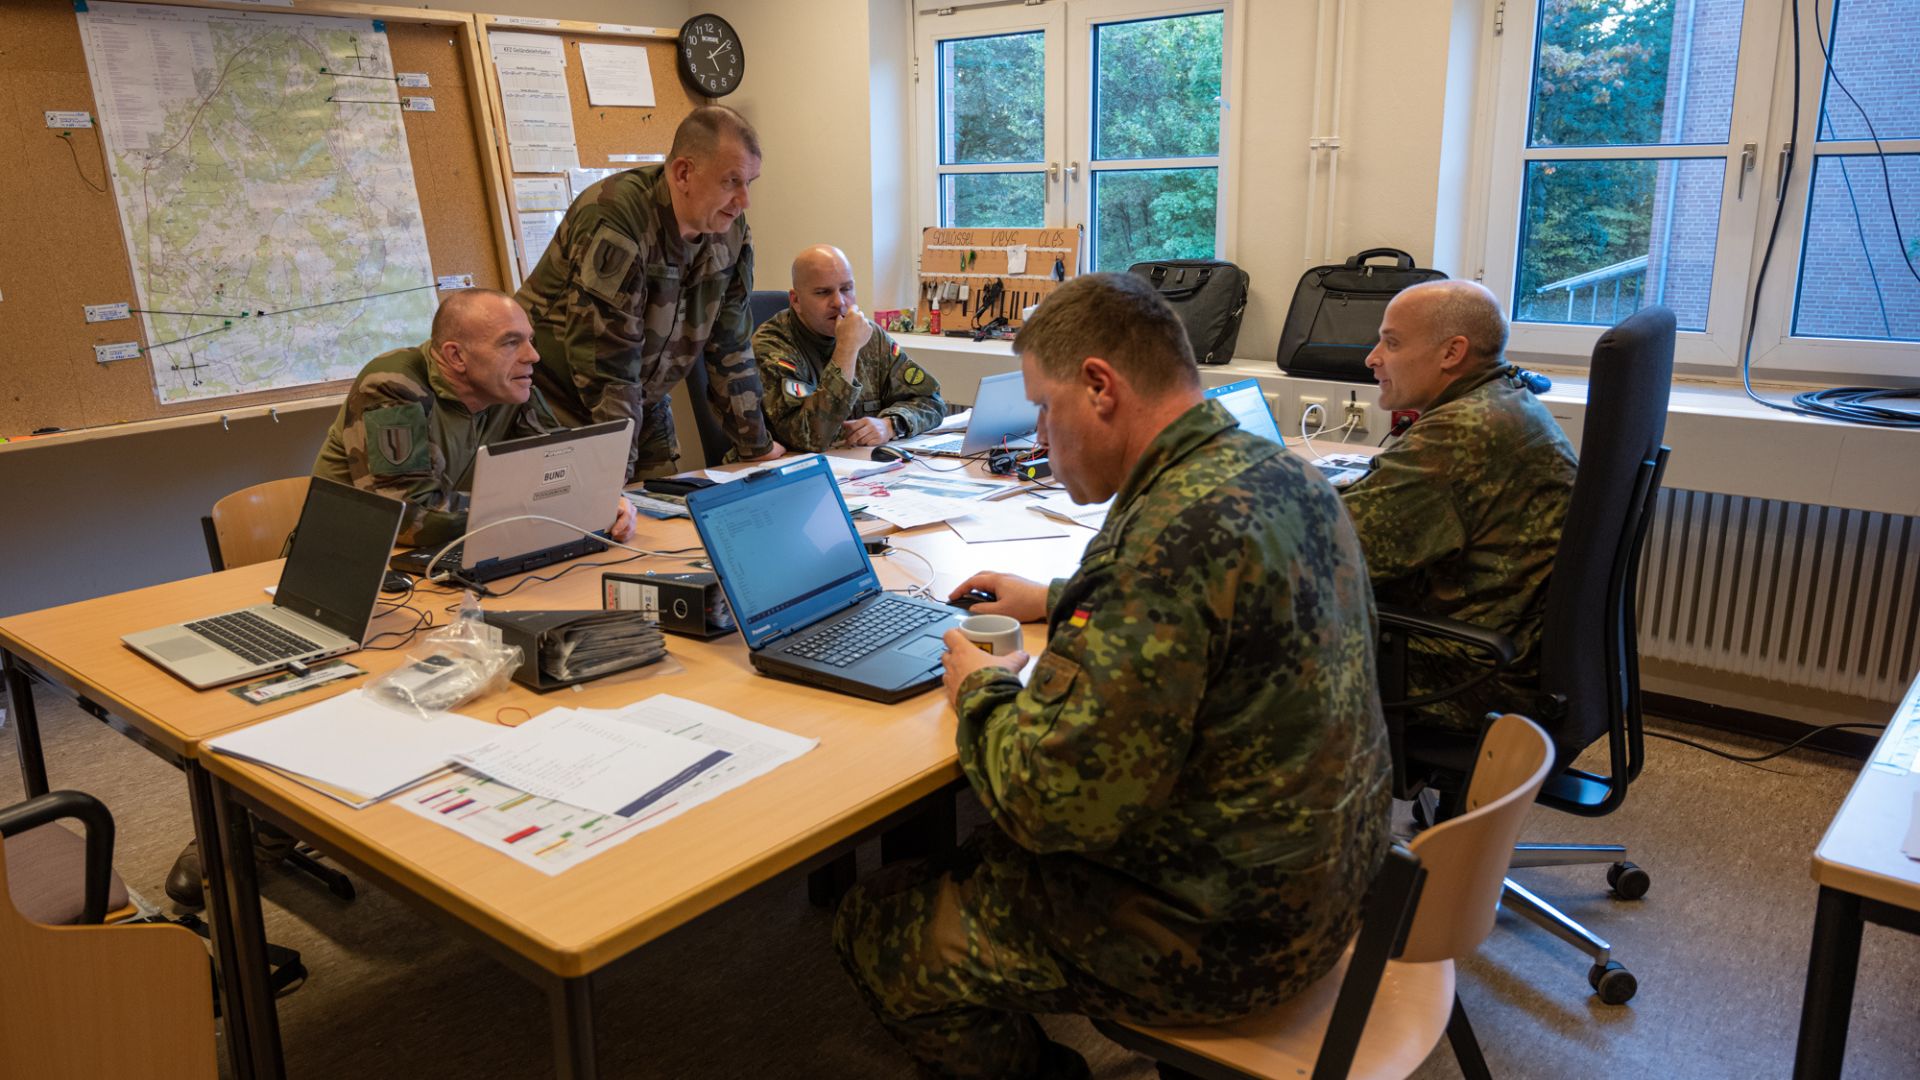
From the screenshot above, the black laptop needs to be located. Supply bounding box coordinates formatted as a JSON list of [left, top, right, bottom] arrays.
[[685, 456, 963, 703]]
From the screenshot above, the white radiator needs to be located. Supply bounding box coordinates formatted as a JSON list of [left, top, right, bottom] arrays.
[[1637, 489, 1920, 704]]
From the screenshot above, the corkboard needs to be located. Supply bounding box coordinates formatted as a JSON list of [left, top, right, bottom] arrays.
[[911, 227, 1085, 334], [476, 16, 702, 274], [0, 1, 514, 437]]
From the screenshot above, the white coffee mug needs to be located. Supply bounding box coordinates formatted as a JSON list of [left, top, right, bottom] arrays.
[[959, 614, 1022, 656]]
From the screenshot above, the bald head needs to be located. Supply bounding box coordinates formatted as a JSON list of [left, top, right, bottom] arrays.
[[788, 245, 860, 337], [425, 288, 538, 410], [429, 288, 518, 353], [1393, 280, 1508, 366]]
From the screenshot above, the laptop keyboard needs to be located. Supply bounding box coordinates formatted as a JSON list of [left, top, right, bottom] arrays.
[[185, 611, 321, 666], [779, 598, 947, 667], [910, 434, 964, 455]]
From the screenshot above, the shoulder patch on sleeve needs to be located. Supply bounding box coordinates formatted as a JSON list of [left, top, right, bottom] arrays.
[[1027, 653, 1082, 705], [578, 224, 639, 305], [784, 378, 813, 399], [363, 404, 430, 476], [901, 363, 926, 386]]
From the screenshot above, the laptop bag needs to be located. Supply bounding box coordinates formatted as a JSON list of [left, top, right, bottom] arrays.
[[1128, 259, 1249, 365], [1276, 248, 1447, 383]]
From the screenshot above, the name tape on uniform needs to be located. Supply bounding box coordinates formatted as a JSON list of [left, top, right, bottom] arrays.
[[45, 111, 94, 129], [94, 341, 142, 363], [84, 301, 131, 323], [396, 72, 430, 88], [403, 96, 435, 112], [437, 274, 475, 291]]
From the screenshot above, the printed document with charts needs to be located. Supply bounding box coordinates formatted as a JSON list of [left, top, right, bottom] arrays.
[[397, 695, 816, 875]]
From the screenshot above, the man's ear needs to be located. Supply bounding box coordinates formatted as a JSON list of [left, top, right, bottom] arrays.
[[1439, 334, 1472, 375], [668, 156, 695, 189], [437, 340, 469, 375], [1081, 356, 1120, 416]]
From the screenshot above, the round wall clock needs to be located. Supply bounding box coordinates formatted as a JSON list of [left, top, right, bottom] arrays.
[[678, 14, 744, 97]]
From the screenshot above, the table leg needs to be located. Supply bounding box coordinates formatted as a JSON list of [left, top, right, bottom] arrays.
[[188, 764, 261, 1080], [207, 771, 286, 1080], [1793, 885, 1863, 1080], [3, 649, 50, 797], [550, 974, 598, 1080]]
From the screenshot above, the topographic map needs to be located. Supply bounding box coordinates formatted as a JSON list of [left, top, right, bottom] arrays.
[[80, 2, 436, 403]]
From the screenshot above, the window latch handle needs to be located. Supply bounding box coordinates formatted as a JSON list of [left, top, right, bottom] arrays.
[[1048, 161, 1060, 183], [1777, 143, 1792, 200], [1737, 142, 1757, 200]]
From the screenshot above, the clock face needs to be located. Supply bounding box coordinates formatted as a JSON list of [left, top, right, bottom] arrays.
[[679, 14, 744, 97]]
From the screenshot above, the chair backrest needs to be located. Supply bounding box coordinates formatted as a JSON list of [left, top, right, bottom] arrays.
[[208, 476, 311, 570], [748, 288, 789, 330], [1398, 714, 1554, 963], [0, 800, 217, 1078], [1537, 306, 1675, 758], [681, 290, 800, 467]]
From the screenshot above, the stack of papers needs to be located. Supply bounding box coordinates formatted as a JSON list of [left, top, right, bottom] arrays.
[[205, 690, 497, 808], [539, 610, 667, 681], [399, 696, 818, 874], [452, 705, 725, 817]]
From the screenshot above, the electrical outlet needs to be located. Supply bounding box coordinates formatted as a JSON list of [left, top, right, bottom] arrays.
[[1299, 395, 1329, 435], [1342, 397, 1371, 439]]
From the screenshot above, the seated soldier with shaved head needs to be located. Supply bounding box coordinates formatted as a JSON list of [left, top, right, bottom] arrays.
[[313, 287, 635, 548], [1340, 279, 1578, 731], [752, 244, 945, 451]]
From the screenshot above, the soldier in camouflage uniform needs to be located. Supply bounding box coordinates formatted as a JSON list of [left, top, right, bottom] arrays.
[[752, 244, 945, 451], [312, 288, 635, 549], [1340, 280, 1578, 731], [833, 274, 1390, 1079], [514, 106, 785, 480]]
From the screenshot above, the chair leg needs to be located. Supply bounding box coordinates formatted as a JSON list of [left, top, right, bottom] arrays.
[[1446, 995, 1493, 1080], [1509, 842, 1626, 869], [1500, 876, 1611, 966]]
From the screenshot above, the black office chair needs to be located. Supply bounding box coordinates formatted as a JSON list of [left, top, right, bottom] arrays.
[[1378, 305, 1675, 1006], [682, 289, 791, 467]]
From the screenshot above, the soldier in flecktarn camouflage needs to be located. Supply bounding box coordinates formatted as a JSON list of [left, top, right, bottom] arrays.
[[1339, 280, 1578, 732], [514, 105, 786, 480], [753, 244, 945, 452], [313, 288, 634, 549], [832, 273, 1391, 1080]]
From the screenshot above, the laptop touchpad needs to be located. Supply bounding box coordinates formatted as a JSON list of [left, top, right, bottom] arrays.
[[898, 634, 947, 661], [150, 635, 215, 661]]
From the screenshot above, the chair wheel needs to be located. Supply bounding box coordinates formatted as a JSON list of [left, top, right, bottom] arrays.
[[1607, 861, 1650, 900], [1588, 961, 1637, 1005]]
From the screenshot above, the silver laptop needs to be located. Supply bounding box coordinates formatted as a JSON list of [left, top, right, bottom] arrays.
[[899, 371, 1038, 456], [124, 479, 404, 689], [389, 419, 632, 583]]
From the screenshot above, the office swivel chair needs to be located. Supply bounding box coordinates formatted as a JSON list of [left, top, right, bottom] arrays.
[[1377, 305, 1675, 1006], [681, 289, 792, 466], [1098, 714, 1555, 1080], [1, 791, 219, 1078]]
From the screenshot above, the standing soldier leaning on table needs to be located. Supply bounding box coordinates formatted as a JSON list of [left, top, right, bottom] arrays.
[[752, 244, 946, 451], [515, 105, 785, 479], [833, 273, 1391, 1079]]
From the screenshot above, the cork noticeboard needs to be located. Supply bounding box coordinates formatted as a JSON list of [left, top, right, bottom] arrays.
[[475, 16, 704, 277], [0, 0, 515, 438], [910, 227, 1085, 336]]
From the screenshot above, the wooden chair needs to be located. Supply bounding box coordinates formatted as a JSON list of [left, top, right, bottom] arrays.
[[201, 475, 311, 570], [1, 792, 217, 1079], [1097, 714, 1554, 1080]]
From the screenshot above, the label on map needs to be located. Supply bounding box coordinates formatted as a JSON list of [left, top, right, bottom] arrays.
[[84, 301, 131, 323], [396, 72, 430, 88], [403, 96, 435, 112], [437, 274, 474, 291], [45, 110, 94, 128], [495, 16, 562, 27], [94, 341, 142, 363]]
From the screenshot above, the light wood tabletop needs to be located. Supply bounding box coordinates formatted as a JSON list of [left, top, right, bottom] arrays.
[[1810, 674, 1920, 907]]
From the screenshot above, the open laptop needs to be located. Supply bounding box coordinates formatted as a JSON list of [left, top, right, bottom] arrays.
[[899, 371, 1038, 456], [390, 420, 631, 583], [685, 456, 963, 703], [1206, 379, 1286, 445], [124, 478, 404, 689]]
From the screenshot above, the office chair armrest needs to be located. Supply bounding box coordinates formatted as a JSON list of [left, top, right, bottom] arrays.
[[1376, 605, 1518, 711], [0, 790, 117, 925]]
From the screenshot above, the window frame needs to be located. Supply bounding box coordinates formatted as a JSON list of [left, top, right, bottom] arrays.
[[912, 0, 1240, 268]]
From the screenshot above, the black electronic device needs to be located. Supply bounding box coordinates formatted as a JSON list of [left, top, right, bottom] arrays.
[[678, 13, 744, 96], [870, 445, 911, 463], [1014, 457, 1051, 481], [1277, 248, 1447, 382], [643, 475, 719, 500], [949, 589, 996, 611], [380, 570, 414, 594]]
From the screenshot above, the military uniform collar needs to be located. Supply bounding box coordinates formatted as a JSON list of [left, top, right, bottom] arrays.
[[1111, 398, 1235, 514], [1427, 362, 1508, 412], [421, 344, 474, 416], [784, 310, 836, 353]]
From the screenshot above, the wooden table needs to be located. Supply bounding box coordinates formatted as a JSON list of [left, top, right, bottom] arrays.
[[1793, 672, 1920, 1078], [1, 453, 1090, 1080]]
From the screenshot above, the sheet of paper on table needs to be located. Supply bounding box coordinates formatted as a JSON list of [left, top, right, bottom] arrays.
[[947, 504, 1070, 544], [398, 696, 817, 875], [1029, 491, 1112, 529], [451, 704, 728, 818]]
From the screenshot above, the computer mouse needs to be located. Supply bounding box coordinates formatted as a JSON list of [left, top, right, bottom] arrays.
[[949, 589, 996, 610], [381, 570, 415, 594], [870, 445, 912, 463]]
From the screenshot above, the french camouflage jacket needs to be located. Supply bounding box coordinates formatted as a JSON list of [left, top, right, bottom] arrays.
[[953, 399, 1391, 1006], [1340, 364, 1579, 730], [313, 343, 557, 547], [515, 165, 773, 469], [751, 308, 946, 452]]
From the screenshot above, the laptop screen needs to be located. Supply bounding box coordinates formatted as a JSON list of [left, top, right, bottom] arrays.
[[275, 479, 405, 642], [1206, 379, 1285, 445], [686, 457, 879, 650], [961, 371, 1040, 454]]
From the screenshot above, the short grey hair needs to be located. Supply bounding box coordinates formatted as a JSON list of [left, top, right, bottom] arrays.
[[1013, 272, 1198, 394], [1402, 280, 1508, 365], [669, 105, 761, 162], [429, 288, 516, 352]]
